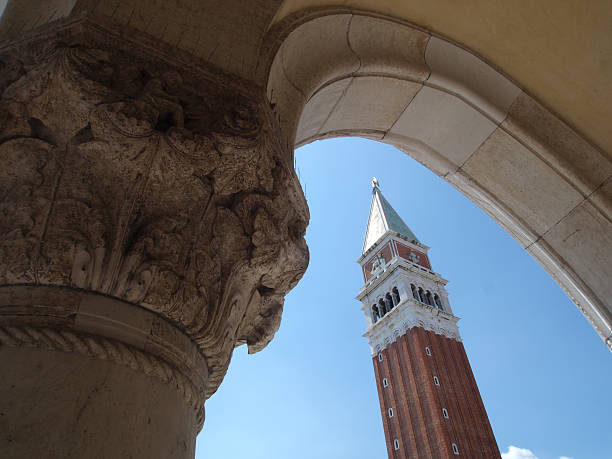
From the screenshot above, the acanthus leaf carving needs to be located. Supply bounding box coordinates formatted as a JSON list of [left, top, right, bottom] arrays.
[[0, 36, 309, 398]]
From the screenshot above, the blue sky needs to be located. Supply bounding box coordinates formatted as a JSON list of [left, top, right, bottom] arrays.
[[197, 138, 611, 459]]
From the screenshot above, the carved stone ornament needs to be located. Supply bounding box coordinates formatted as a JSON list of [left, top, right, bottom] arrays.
[[365, 298, 462, 355], [0, 34, 309, 398], [370, 252, 386, 276]]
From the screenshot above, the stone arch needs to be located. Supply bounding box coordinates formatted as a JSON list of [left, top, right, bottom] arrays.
[[371, 304, 380, 323], [392, 287, 400, 305], [265, 12, 612, 348]]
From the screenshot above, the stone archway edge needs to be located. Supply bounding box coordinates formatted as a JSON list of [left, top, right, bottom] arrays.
[[266, 11, 612, 349]]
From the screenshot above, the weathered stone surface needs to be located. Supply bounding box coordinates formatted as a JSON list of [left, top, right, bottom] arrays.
[[348, 14, 430, 80], [280, 14, 359, 99], [542, 200, 612, 328], [295, 78, 351, 144], [424, 36, 521, 123], [0, 285, 208, 457], [388, 86, 497, 167], [503, 92, 612, 197], [267, 12, 612, 349], [267, 48, 306, 149], [461, 129, 583, 237], [0, 27, 309, 400], [321, 76, 421, 134], [1, 345, 199, 458]]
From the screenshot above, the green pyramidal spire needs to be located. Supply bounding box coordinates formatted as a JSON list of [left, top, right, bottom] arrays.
[[362, 178, 419, 253]]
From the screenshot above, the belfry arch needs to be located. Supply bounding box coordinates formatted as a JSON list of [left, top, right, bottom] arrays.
[[265, 11, 612, 349]]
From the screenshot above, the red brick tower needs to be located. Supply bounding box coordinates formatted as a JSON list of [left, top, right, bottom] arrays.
[[356, 179, 500, 458]]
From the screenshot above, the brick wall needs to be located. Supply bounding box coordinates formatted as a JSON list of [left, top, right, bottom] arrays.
[[395, 242, 431, 270], [372, 328, 500, 458]]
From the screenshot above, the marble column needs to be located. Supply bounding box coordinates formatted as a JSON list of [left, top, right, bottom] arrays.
[[0, 23, 309, 458]]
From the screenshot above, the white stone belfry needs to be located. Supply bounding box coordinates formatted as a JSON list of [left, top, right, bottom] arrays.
[[356, 184, 461, 355]]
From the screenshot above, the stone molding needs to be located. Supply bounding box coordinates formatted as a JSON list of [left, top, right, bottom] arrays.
[[365, 298, 461, 355], [266, 11, 612, 350], [358, 258, 447, 301], [0, 285, 209, 429], [0, 324, 206, 428], [0, 23, 310, 397]]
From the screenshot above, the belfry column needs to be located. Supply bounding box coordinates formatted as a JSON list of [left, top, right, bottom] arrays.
[[0, 21, 309, 458]]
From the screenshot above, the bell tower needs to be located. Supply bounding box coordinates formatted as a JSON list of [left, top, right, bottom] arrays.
[[356, 180, 501, 458]]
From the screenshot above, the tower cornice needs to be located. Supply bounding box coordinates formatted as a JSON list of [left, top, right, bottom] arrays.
[[357, 231, 429, 264], [363, 297, 461, 355], [357, 260, 448, 301]]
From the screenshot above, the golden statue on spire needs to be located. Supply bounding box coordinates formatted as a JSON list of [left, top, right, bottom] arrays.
[[371, 177, 379, 189]]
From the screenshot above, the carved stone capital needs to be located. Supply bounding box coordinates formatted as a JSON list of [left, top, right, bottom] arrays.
[[0, 28, 309, 398]]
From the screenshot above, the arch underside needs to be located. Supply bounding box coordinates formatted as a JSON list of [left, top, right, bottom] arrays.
[[267, 12, 612, 348]]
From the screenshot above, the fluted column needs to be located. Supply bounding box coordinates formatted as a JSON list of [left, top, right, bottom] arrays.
[[0, 22, 309, 458]]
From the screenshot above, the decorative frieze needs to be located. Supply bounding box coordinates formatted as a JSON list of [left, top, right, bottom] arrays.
[[365, 298, 461, 355]]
